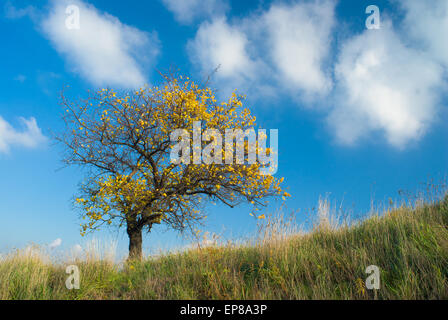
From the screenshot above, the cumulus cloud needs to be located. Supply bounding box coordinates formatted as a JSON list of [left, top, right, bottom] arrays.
[[41, 0, 160, 88], [262, 0, 335, 96], [329, 22, 444, 147], [162, 0, 229, 25], [49, 238, 62, 249], [187, 17, 262, 95], [187, 0, 335, 99], [401, 0, 448, 69], [0, 116, 47, 153], [186, 0, 447, 148]]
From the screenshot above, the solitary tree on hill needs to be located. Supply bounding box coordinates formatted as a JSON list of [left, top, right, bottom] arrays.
[[58, 74, 288, 260]]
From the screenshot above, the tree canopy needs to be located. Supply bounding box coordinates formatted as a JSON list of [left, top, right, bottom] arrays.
[[59, 75, 289, 259]]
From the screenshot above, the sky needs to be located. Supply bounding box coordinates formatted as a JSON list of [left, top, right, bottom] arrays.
[[0, 0, 447, 258]]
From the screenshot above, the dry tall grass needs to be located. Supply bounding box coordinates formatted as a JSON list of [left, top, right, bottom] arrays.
[[0, 195, 447, 300]]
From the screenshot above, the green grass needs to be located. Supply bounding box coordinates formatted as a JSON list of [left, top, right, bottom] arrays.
[[1, 197, 447, 300]]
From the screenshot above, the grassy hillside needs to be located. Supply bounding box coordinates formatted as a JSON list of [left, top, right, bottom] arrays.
[[1, 197, 447, 300]]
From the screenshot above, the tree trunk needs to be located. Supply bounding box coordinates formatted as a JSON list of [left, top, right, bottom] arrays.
[[127, 226, 143, 261]]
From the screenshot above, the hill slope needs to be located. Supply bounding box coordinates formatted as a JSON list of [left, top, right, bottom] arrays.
[[1, 198, 447, 299]]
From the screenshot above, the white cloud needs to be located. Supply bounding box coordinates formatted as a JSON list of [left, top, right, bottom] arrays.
[[187, 17, 259, 89], [41, 0, 160, 89], [187, 0, 335, 100], [162, 0, 228, 25], [329, 22, 444, 147], [14, 75, 27, 83], [72, 244, 83, 254], [187, 0, 448, 148], [49, 238, 62, 249], [262, 0, 335, 96], [4, 1, 37, 20], [0, 116, 47, 153], [401, 0, 448, 69]]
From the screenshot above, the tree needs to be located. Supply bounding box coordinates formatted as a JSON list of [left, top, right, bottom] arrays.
[[58, 75, 288, 260]]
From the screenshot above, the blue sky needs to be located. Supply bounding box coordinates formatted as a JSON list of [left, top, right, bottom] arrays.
[[0, 0, 447, 258]]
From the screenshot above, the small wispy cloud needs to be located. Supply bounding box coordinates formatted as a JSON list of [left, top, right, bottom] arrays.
[[162, 0, 229, 25], [49, 238, 62, 249], [13, 74, 27, 83], [4, 1, 37, 20], [72, 244, 83, 256], [0, 116, 47, 154]]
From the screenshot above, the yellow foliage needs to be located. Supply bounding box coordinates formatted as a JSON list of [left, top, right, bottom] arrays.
[[64, 75, 288, 235]]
